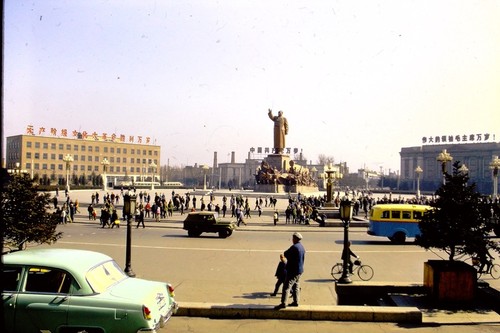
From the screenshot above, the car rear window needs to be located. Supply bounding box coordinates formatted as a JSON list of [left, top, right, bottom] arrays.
[[86, 260, 127, 293]]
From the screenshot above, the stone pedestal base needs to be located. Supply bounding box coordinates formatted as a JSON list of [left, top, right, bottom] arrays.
[[265, 154, 291, 172]]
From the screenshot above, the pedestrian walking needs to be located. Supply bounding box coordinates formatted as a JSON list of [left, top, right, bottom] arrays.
[[273, 210, 279, 225], [136, 208, 145, 228], [275, 232, 305, 309], [271, 254, 287, 296]]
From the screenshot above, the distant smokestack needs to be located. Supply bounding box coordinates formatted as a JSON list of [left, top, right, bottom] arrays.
[[213, 152, 218, 169], [231, 151, 235, 164]]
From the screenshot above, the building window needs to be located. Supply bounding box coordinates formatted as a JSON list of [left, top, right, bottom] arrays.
[[95, 147, 99, 152], [110, 157, 114, 163], [42, 164, 48, 170], [26, 152, 32, 159], [143, 150, 146, 155], [95, 156, 99, 162], [59, 154, 63, 160], [66, 144, 71, 150], [50, 164, 55, 170], [43, 153, 48, 160], [88, 146, 93, 152], [81, 156, 85, 162], [73, 155, 78, 161], [94, 166, 99, 172], [104, 147, 108, 153], [59, 143, 64, 149], [35, 142, 40, 148], [81, 145, 86, 151], [116, 166, 121, 172], [43, 143, 48, 149], [51, 154, 56, 160], [51, 143, 56, 149], [34, 163, 39, 170], [80, 166, 85, 171], [110, 147, 114, 153], [116, 157, 121, 163], [73, 145, 78, 151], [136, 158, 140, 164], [34, 153, 40, 159], [110, 166, 114, 172], [27, 141, 32, 148], [26, 163, 32, 169], [58, 164, 63, 170], [117, 148, 121, 154], [88, 165, 92, 171], [123, 157, 127, 163], [131, 149, 135, 154]]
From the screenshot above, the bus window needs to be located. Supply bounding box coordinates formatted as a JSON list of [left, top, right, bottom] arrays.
[[413, 211, 423, 219], [391, 211, 401, 219], [402, 211, 411, 219], [382, 211, 390, 219]]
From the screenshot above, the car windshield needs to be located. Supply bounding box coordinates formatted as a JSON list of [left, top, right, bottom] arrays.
[[86, 260, 127, 293]]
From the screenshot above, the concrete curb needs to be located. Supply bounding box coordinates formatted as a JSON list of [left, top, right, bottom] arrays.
[[175, 302, 422, 323]]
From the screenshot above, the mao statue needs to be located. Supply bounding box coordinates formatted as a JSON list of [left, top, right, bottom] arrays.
[[268, 109, 289, 154]]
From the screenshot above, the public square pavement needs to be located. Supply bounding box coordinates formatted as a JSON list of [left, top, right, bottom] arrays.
[[54, 188, 500, 325]]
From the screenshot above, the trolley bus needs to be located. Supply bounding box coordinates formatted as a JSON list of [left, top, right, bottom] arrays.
[[367, 204, 432, 244]]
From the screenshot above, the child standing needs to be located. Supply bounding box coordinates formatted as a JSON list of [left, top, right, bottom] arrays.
[[271, 254, 287, 296]]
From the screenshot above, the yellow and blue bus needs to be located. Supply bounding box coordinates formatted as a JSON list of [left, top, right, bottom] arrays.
[[367, 204, 432, 244]]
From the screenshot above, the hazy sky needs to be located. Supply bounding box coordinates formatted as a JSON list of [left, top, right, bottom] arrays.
[[4, 0, 500, 172]]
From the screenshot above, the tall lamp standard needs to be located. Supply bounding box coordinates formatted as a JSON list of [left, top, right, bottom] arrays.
[[101, 158, 110, 192], [415, 166, 423, 199], [149, 161, 157, 191], [201, 165, 210, 190], [123, 193, 137, 277], [62, 154, 73, 192], [436, 149, 453, 185], [338, 196, 354, 284], [325, 163, 335, 204], [490, 156, 500, 199]]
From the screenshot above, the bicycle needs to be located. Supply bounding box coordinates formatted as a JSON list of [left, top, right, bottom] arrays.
[[471, 257, 500, 280], [331, 258, 374, 281]]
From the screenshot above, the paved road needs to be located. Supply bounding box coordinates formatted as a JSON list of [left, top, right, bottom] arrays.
[[45, 189, 500, 332]]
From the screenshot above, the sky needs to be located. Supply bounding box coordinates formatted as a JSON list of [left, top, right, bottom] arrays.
[[3, 0, 500, 173]]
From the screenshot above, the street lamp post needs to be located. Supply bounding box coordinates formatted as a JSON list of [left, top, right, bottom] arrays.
[[338, 196, 354, 284], [62, 154, 73, 192], [489, 156, 500, 198], [415, 166, 423, 199], [149, 161, 157, 191], [325, 163, 335, 204], [436, 149, 453, 185], [123, 193, 137, 277], [201, 165, 210, 190], [101, 158, 110, 192]]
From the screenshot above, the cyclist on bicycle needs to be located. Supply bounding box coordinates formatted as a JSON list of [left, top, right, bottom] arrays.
[[477, 247, 494, 273], [341, 241, 359, 274]]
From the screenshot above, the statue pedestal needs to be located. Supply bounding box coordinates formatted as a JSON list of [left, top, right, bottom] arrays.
[[265, 154, 291, 172]]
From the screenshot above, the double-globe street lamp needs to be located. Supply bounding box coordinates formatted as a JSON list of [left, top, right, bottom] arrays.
[[490, 155, 500, 198], [150, 161, 157, 191], [415, 166, 423, 199], [101, 158, 110, 192], [123, 192, 137, 277], [201, 164, 210, 190], [436, 149, 453, 185], [338, 196, 354, 284], [62, 154, 73, 192]]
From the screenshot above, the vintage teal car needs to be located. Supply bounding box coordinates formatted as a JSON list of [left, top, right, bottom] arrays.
[[2, 248, 178, 333]]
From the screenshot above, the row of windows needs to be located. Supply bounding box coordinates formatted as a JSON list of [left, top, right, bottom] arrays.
[[25, 152, 156, 165], [27, 163, 153, 173], [25, 141, 157, 156]]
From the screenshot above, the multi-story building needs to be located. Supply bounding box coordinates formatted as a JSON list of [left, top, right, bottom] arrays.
[[400, 134, 500, 194], [6, 130, 161, 187]]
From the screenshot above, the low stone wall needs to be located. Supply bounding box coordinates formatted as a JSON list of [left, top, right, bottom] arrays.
[[254, 184, 319, 194]]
